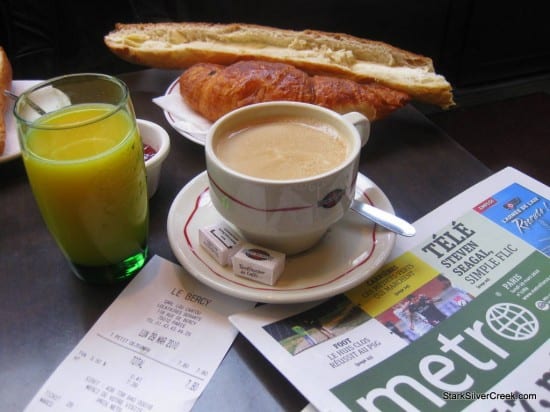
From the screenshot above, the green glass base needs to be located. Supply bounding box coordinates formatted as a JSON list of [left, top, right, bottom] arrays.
[[70, 247, 148, 284]]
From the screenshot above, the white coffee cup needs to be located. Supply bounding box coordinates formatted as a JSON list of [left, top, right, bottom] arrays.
[[205, 101, 370, 255]]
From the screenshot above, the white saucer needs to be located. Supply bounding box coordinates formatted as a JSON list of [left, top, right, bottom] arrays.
[[1, 80, 41, 163], [156, 78, 211, 146], [167, 171, 396, 303]]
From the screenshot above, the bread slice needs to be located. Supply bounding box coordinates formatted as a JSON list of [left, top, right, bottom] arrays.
[[0, 46, 13, 154], [104, 22, 454, 108]]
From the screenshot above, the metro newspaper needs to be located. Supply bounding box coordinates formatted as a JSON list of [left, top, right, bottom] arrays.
[[230, 167, 550, 412]]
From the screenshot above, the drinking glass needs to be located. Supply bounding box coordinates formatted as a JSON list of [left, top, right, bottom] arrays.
[[15, 73, 149, 283]]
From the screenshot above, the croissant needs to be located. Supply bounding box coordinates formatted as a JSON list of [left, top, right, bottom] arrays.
[[179, 60, 410, 122], [0, 46, 12, 154]]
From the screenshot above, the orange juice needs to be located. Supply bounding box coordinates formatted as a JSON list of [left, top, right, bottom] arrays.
[[21, 103, 148, 270]]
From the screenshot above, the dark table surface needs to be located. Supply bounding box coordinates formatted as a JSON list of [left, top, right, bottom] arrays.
[[0, 69, 493, 411]]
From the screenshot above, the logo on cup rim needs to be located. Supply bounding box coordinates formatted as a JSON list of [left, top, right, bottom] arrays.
[[318, 189, 345, 208]]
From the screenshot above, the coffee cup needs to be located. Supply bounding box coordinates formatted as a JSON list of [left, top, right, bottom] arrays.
[[205, 101, 370, 255]]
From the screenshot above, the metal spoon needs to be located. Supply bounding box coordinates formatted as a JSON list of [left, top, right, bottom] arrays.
[[4, 90, 46, 115], [351, 199, 416, 237]]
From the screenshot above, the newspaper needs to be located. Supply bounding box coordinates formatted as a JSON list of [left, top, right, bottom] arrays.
[[229, 167, 550, 411]]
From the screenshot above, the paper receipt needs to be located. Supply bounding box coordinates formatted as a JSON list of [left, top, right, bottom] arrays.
[[25, 256, 254, 412]]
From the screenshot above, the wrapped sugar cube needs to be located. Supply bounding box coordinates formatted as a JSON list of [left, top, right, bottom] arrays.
[[232, 244, 285, 285], [199, 222, 243, 266]]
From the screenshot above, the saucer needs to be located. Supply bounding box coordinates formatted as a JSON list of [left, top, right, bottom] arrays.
[[167, 171, 396, 303]]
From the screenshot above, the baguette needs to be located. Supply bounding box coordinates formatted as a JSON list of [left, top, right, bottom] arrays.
[[104, 22, 454, 108], [0, 46, 13, 154]]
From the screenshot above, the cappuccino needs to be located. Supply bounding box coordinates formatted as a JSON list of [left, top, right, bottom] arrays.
[[214, 116, 349, 180]]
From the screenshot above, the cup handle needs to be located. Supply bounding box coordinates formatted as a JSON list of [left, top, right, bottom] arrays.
[[342, 112, 370, 147]]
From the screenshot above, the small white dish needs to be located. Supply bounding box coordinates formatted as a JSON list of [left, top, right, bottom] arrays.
[[167, 171, 396, 304], [138, 119, 170, 198]]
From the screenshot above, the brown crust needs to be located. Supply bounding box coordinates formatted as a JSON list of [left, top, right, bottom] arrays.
[[179, 60, 410, 122], [311, 75, 410, 121], [105, 22, 454, 108], [0, 46, 13, 154]]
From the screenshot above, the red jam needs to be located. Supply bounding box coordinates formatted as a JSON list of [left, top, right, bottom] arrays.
[[143, 143, 157, 162]]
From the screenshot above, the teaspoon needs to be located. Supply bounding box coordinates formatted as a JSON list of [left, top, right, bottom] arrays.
[[4, 90, 46, 115], [351, 199, 416, 237]]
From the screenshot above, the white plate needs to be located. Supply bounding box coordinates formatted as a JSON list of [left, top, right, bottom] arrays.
[[1, 80, 42, 163], [167, 171, 396, 304], [157, 78, 211, 146]]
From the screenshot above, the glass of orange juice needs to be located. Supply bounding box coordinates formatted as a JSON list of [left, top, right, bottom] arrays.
[[14, 73, 149, 283]]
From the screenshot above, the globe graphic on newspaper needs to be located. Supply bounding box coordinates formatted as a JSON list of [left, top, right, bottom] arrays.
[[486, 303, 539, 341]]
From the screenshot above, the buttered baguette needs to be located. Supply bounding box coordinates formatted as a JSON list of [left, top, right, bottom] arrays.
[[0, 46, 13, 154], [104, 22, 454, 108]]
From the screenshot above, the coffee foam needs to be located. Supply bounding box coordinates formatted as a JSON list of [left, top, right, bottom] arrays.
[[214, 116, 349, 180]]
